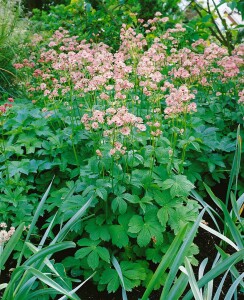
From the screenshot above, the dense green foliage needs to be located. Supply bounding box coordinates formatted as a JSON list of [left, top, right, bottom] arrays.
[[0, 0, 243, 298]]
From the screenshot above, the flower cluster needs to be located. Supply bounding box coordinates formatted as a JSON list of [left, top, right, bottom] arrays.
[[164, 85, 197, 119], [0, 222, 15, 246], [0, 98, 14, 114], [12, 12, 244, 132], [81, 106, 146, 156]]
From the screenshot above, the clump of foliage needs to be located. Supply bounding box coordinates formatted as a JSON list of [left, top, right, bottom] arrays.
[[0, 181, 94, 299], [0, 0, 26, 95], [29, 0, 140, 50], [1, 5, 243, 296], [184, 0, 244, 54]]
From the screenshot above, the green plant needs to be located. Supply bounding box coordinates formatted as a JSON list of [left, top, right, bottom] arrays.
[[141, 195, 243, 299], [183, 128, 244, 299], [2, 9, 243, 296], [0, 180, 94, 299], [0, 0, 23, 93], [185, 0, 244, 53]]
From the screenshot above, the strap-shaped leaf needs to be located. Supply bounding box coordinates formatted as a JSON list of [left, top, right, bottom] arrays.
[[183, 249, 244, 300], [0, 223, 25, 269], [160, 208, 206, 300], [141, 224, 188, 300]]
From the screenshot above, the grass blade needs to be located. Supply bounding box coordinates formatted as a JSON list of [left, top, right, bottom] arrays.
[[38, 212, 58, 249], [204, 183, 244, 249], [51, 194, 94, 244], [28, 268, 78, 300], [198, 258, 208, 280], [25, 288, 58, 298], [184, 257, 203, 300], [111, 256, 128, 300], [17, 179, 54, 267], [224, 273, 244, 300], [166, 272, 189, 300], [213, 269, 230, 300], [216, 246, 244, 289], [0, 223, 25, 269], [183, 249, 244, 300], [226, 126, 241, 206], [141, 224, 188, 300], [0, 283, 8, 290], [191, 190, 221, 231], [199, 222, 239, 251], [26, 242, 71, 286], [160, 208, 206, 300], [58, 272, 96, 300], [23, 242, 76, 267]]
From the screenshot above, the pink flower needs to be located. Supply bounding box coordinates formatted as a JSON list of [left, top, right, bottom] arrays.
[[96, 149, 102, 157], [91, 122, 99, 129], [0, 106, 6, 113], [136, 124, 146, 131], [120, 127, 131, 135], [110, 148, 116, 156]]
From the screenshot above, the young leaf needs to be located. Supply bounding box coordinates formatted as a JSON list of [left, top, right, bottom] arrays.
[[162, 175, 194, 198], [128, 210, 163, 247]]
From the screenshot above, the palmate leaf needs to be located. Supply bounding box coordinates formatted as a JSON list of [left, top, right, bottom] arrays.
[[109, 214, 131, 248], [111, 196, 127, 214], [168, 200, 200, 234], [161, 175, 194, 198], [85, 219, 110, 241], [145, 246, 165, 263], [100, 261, 147, 292], [75, 238, 110, 270], [128, 209, 164, 247], [109, 225, 129, 248]]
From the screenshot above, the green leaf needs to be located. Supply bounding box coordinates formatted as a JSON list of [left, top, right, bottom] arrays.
[[157, 207, 169, 228], [96, 247, 110, 263], [110, 225, 129, 248], [111, 256, 128, 300], [51, 195, 94, 244], [168, 200, 199, 234], [160, 208, 206, 300], [17, 179, 54, 267], [183, 249, 244, 300], [75, 248, 92, 259], [28, 267, 77, 300], [128, 210, 163, 247], [85, 220, 110, 241], [23, 242, 76, 267], [96, 187, 108, 200], [137, 226, 152, 247], [141, 225, 188, 300], [87, 251, 99, 270], [184, 257, 203, 300], [128, 215, 143, 234], [122, 193, 140, 204], [0, 223, 25, 269], [111, 196, 127, 214], [162, 175, 194, 198], [100, 268, 120, 293], [145, 246, 164, 263]]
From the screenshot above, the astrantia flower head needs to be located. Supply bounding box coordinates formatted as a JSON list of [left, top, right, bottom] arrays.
[[0, 224, 15, 246]]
